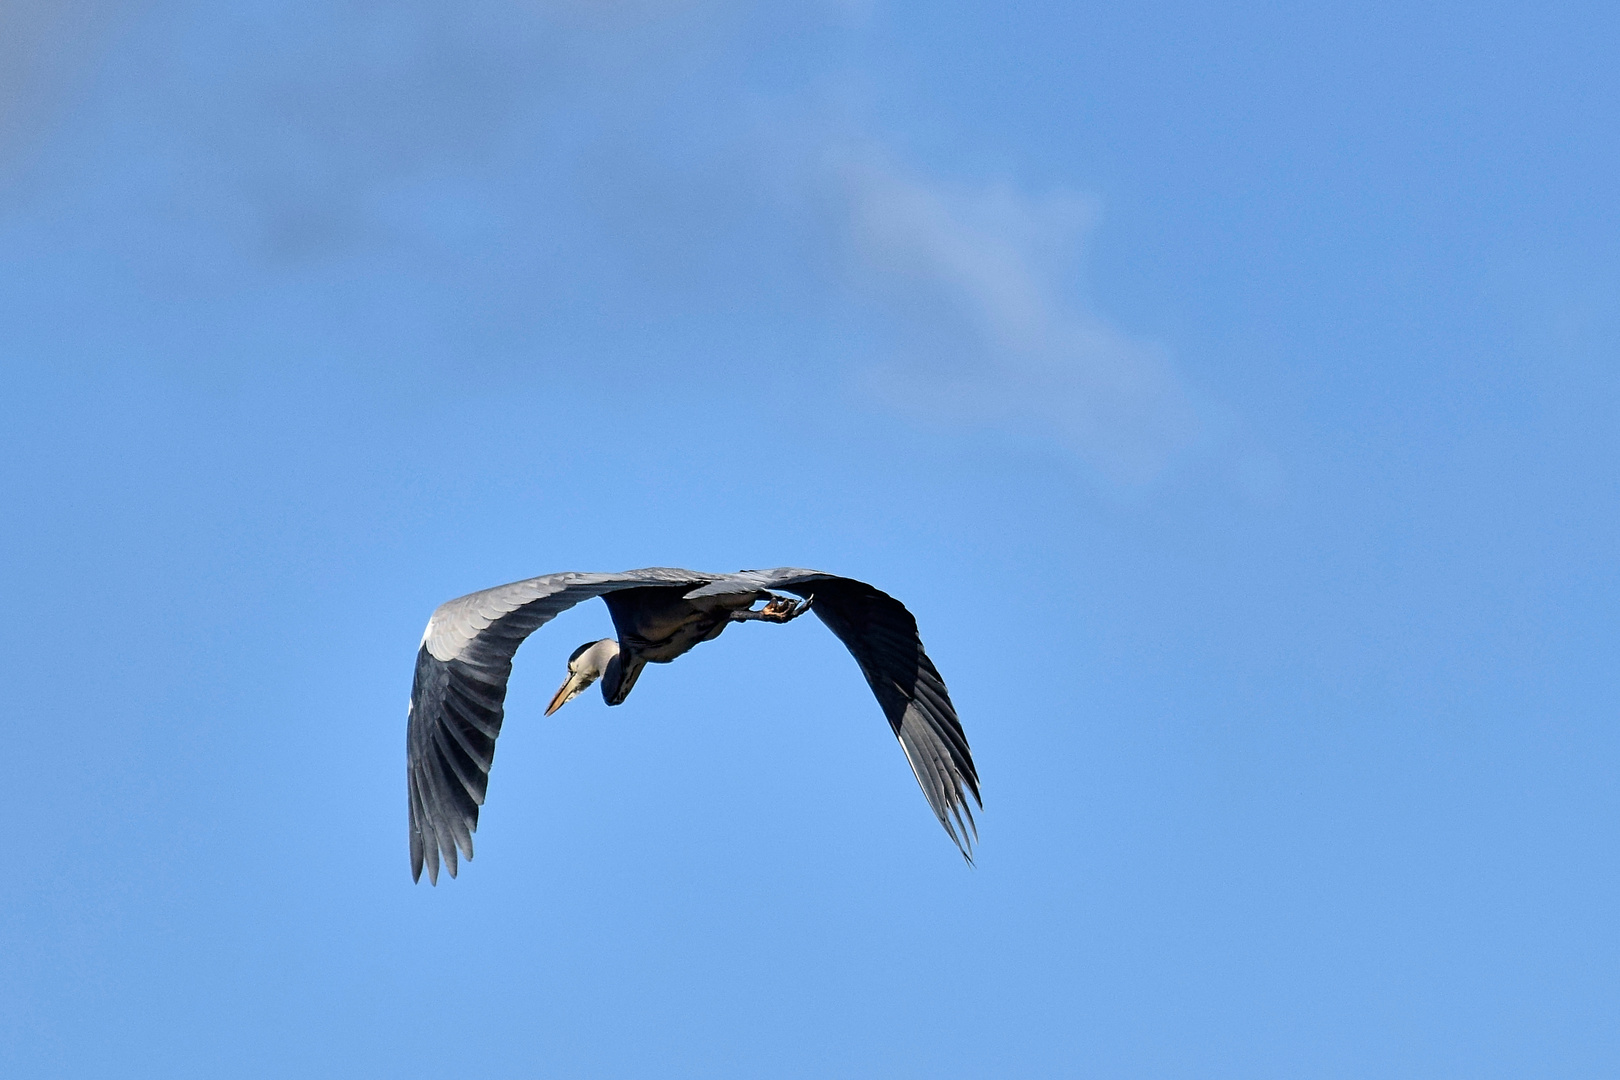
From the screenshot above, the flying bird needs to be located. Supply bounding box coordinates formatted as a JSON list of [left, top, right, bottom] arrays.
[[407, 567, 980, 882]]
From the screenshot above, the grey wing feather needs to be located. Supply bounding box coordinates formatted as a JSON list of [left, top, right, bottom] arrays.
[[718, 569, 981, 860], [408, 568, 710, 883]]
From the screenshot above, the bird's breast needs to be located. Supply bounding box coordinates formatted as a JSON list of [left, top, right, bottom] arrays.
[[629, 613, 730, 662]]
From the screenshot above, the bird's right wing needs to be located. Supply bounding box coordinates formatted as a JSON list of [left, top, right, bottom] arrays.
[[700, 569, 982, 859], [408, 567, 709, 884]]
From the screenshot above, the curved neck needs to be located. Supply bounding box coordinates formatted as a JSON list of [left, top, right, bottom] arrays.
[[581, 637, 620, 675]]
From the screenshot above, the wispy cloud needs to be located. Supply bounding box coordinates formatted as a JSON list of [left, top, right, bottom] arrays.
[[835, 151, 1204, 486], [4, 0, 1223, 491]]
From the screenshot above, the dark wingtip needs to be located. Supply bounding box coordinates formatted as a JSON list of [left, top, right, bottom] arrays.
[[952, 825, 976, 866]]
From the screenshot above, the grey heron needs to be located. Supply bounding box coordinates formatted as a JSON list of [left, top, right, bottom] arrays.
[[407, 567, 980, 883]]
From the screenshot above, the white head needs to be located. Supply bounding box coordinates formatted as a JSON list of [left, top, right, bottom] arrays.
[[545, 638, 620, 715]]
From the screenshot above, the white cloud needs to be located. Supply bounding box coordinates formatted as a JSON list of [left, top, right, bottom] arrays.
[[3, 0, 1225, 494], [836, 151, 1203, 486]]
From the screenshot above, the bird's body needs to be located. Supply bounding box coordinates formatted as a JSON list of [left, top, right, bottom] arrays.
[[599, 583, 769, 700], [606, 583, 753, 659], [407, 567, 979, 883]]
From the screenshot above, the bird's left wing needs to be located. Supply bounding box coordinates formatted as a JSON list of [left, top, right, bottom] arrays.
[[688, 569, 982, 860], [409, 567, 709, 884]]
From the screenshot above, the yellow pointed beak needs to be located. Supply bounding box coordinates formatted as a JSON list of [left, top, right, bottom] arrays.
[[545, 673, 584, 716]]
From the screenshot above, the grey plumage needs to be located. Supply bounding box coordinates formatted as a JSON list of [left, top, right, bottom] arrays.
[[407, 567, 980, 883]]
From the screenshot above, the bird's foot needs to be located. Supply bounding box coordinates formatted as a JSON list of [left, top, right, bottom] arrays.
[[758, 595, 810, 621], [733, 594, 813, 623]]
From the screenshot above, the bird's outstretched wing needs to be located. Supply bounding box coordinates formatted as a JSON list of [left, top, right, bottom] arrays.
[[695, 569, 982, 859], [408, 568, 709, 883]]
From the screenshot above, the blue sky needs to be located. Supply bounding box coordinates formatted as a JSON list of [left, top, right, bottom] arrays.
[[1, 1, 1616, 1076]]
